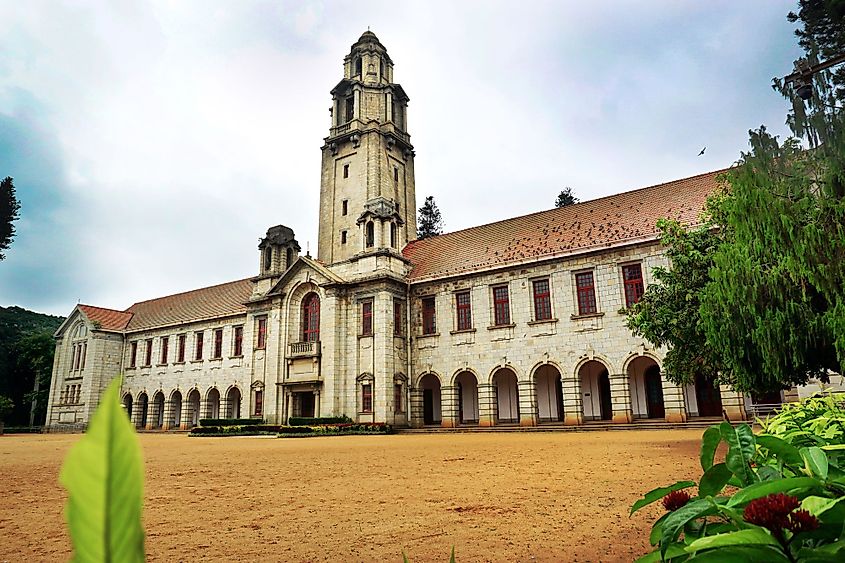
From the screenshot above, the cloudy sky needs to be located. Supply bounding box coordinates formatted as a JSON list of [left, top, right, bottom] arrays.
[[0, 1, 804, 316]]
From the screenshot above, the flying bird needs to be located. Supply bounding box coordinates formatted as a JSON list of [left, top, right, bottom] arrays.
[[698, 146, 706, 156]]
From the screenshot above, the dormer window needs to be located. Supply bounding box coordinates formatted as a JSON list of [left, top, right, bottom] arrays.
[[366, 221, 375, 248]]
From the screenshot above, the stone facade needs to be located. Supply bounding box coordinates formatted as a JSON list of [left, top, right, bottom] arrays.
[[47, 31, 755, 432]]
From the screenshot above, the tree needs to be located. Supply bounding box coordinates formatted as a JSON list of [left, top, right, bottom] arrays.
[[17, 331, 56, 426], [0, 176, 21, 260], [417, 195, 443, 239], [555, 187, 579, 207], [787, 0, 845, 98]]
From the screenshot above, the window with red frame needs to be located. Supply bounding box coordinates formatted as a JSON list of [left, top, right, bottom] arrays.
[[492, 285, 510, 326], [532, 279, 552, 320], [254, 389, 263, 416], [177, 334, 186, 363], [622, 263, 645, 308], [362, 383, 373, 412], [160, 336, 169, 364], [302, 293, 320, 342], [361, 300, 373, 336], [393, 298, 404, 336], [256, 317, 267, 349], [422, 296, 436, 335], [129, 341, 138, 368], [233, 326, 243, 356], [456, 291, 472, 331], [394, 383, 403, 413], [213, 329, 223, 359], [575, 271, 598, 315], [144, 339, 153, 366], [194, 331, 204, 360]]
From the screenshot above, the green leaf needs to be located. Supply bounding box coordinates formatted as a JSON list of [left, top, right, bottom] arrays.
[[630, 480, 696, 515], [682, 545, 791, 562], [801, 446, 829, 479], [649, 511, 670, 546], [721, 422, 756, 486], [660, 499, 717, 556], [700, 425, 722, 471], [726, 476, 821, 507], [635, 542, 688, 562], [59, 378, 145, 563], [685, 528, 778, 553], [735, 425, 756, 462], [699, 463, 732, 498], [755, 465, 783, 481], [449, 546, 455, 563], [755, 435, 803, 467]]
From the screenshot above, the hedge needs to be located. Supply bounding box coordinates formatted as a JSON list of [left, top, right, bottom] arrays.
[[198, 418, 264, 427], [190, 422, 393, 437], [190, 424, 283, 436], [288, 416, 352, 426], [1, 426, 43, 434]]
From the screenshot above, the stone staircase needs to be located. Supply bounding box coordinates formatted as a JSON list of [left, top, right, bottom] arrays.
[[397, 417, 748, 434]]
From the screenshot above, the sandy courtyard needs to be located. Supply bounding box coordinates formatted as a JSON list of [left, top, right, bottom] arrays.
[[0, 430, 704, 562]]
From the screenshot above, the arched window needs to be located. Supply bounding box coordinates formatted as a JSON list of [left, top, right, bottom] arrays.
[[302, 293, 320, 342], [366, 221, 375, 248], [355, 57, 362, 76], [286, 247, 294, 269], [264, 247, 272, 271], [390, 223, 397, 248]]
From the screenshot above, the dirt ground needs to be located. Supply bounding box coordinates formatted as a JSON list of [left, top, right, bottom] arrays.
[[0, 429, 705, 562]]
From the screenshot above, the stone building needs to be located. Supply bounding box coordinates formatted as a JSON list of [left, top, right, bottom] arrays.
[[47, 31, 760, 431]]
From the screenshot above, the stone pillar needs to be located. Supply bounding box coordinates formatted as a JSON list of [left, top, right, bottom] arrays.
[[720, 385, 747, 421], [147, 399, 161, 430], [162, 399, 175, 431], [409, 387, 424, 428], [561, 376, 583, 425], [315, 390, 321, 418], [180, 398, 193, 430], [219, 398, 230, 420], [662, 380, 688, 423], [477, 383, 496, 427], [783, 386, 800, 404], [441, 385, 459, 428], [609, 373, 633, 424], [131, 399, 144, 430], [200, 399, 213, 420], [517, 380, 539, 427]]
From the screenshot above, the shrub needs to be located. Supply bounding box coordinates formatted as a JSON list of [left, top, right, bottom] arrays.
[[631, 416, 845, 561], [198, 418, 263, 427], [189, 424, 283, 436], [2, 426, 42, 434], [288, 415, 352, 426]]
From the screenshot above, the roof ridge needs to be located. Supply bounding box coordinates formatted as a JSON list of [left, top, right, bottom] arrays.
[[405, 167, 729, 246], [127, 277, 253, 310], [78, 303, 128, 313]]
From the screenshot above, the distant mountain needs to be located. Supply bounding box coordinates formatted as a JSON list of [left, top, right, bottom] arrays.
[[0, 306, 65, 426]]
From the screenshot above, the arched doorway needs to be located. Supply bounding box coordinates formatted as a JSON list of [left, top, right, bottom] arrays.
[[187, 389, 201, 427], [153, 391, 165, 428], [122, 393, 133, 422], [169, 390, 182, 429], [137, 393, 149, 428], [206, 388, 220, 419], [493, 368, 519, 423], [627, 357, 664, 419], [534, 365, 564, 422], [455, 371, 479, 424], [419, 374, 441, 425], [579, 360, 612, 421], [226, 387, 242, 419]]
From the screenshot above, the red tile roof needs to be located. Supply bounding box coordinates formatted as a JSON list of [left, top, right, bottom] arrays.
[[78, 304, 133, 331], [402, 169, 726, 281], [124, 278, 253, 332]]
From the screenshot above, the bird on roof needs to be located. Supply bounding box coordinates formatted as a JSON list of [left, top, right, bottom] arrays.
[[698, 146, 706, 156]]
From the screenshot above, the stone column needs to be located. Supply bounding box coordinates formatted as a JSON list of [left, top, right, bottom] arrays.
[[180, 398, 193, 430], [219, 398, 230, 420], [517, 380, 539, 427], [315, 390, 321, 418], [409, 387, 424, 428], [662, 380, 687, 423], [440, 385, 459, 428], [720, 385, 747, 421], [477, 383, 496, 427], [131, 399, 144, 430], [162, 399, 175, 431], [200, 399, 213, 420], [147, 399, 161, 430], [609, 373, 633, 424], [561, 376, 583, 425]]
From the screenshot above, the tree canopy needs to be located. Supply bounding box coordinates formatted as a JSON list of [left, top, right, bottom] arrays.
[[0, 176, 20, 260], [555, 187, 579, 208], [417, 195, 444, 239]]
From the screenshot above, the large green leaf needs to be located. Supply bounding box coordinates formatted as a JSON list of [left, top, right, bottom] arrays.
[[735, 425, 757, 462], [726, 476, 821, 507], [635, 542, 688, 562], [800, 446, 829, 479], [721, 422, 756, 486], [755, 435, 803, 467], [682, 545, 791, 562], [700, 425, 722, 471], [699, 463, 732, 498], [630, 480, 696, 515], [685, 528, 778, 553], [660, 499, 717, 557], [649, 511, 670, 546], [59, 378, 145, 563]]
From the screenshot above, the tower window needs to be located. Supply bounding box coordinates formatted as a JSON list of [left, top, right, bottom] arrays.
[[366, 221, 374, 248], [394, 167, 399, 182], [264, 247, 272, 271], [286, 247, 294, 268], [380, 59, 385, 80], [361, 300, 373, 336], [342, 199, 348, 215], [345, 96, 354, 122], [343, 164, 349, 179], [390, 222, 397, 248], [355, 57, 362, 76], [341, 230, 347, 244]]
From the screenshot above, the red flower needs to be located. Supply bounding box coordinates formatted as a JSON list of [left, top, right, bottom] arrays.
[[662, 490, 692, 511], [743, 493, 801, 533], [787, 509, 820, 534]]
